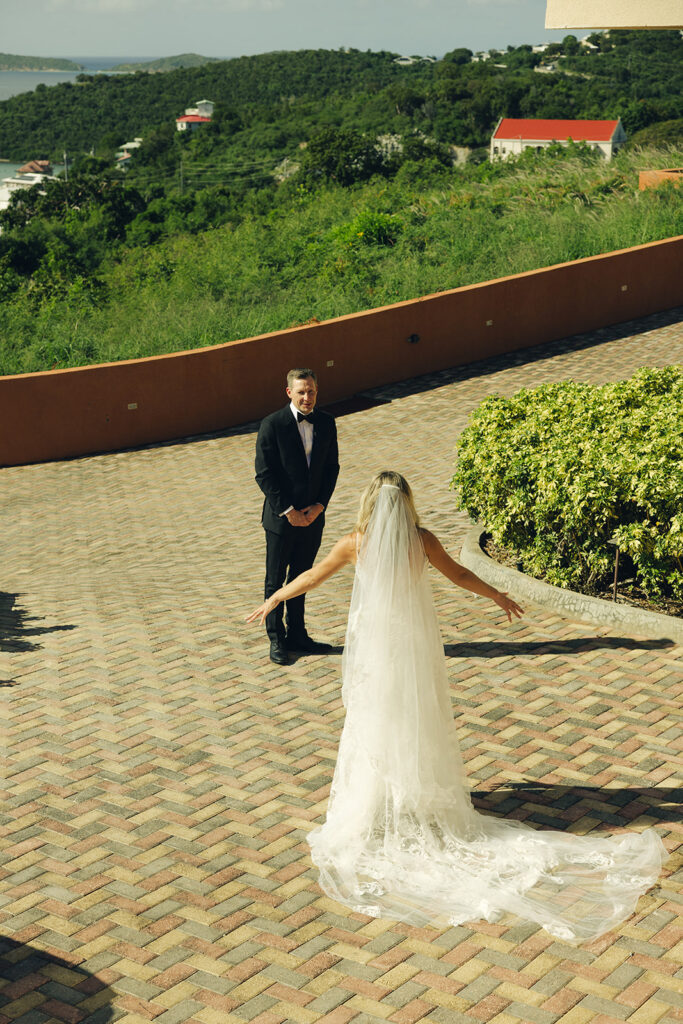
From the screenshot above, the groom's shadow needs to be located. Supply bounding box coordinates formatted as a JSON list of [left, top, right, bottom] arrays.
[[289, 644, 344, 661], [444, 636, 675, 658], [471, 783, 682, 830], [0, 935, 117, 1021]]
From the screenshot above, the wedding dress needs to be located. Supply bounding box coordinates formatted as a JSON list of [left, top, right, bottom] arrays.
[[308, 485, 666, 943]]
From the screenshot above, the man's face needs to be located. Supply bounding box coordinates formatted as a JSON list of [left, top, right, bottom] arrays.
[[287, 376, 318, 415]]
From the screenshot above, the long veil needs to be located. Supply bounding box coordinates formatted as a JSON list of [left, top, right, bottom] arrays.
[[308, 485, 666, 942]]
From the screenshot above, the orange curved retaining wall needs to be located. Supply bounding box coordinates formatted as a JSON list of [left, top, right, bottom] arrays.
[[1, 235, 682, 467]]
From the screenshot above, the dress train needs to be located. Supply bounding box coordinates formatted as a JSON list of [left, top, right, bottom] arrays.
[[308, 486, 666, 943]]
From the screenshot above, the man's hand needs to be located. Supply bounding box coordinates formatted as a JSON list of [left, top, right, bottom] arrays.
[[303, 503, 324, 525], [285, 508, 310, 527], [285, 504, 323, 527]]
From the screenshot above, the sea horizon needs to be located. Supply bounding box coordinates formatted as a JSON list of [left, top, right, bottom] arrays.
[[0, 56, 165, 106]]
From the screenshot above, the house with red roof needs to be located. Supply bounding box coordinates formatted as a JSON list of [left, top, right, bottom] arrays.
[[490, 118, 626, 161], [176, 99, 214, 133]]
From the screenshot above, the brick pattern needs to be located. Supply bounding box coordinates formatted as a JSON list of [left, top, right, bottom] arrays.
[[1, 307, 682, 1023]]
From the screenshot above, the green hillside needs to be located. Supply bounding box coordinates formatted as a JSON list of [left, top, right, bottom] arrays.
[[0, 53, 84, 71], [109, 54, 222, 72], [0, 31, 681, 376], [0, 31, 680, 162], [1, 144, 681, 376], [0, 49, 410, 160]]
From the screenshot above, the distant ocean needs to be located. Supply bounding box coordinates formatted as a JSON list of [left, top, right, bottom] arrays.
[[0, 57, 160, 103]]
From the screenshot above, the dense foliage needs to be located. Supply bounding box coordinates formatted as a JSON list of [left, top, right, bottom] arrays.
[[0, 33, 681, 376], [627, 119, 683, 150], [0, 31, 681, 162], [0, 49, 412, 159], [452, 367, 683, 602], [0, 144, 681, 375]]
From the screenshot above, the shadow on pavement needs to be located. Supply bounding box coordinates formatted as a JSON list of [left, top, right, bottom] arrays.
[[444, 636, 675, 658], [0, 935, 119, 1022], [0, 593, 76, 654], [290, 644, 345, 661], [472, 783, 682, 828]]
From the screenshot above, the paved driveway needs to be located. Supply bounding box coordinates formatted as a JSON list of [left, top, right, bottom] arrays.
[[1, 308, 682, 1024]]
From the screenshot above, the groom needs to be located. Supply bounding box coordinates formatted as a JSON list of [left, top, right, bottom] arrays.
[[255, 368, 340, 664]]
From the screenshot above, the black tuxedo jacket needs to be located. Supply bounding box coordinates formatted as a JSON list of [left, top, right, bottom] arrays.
[[255, 405, 340, 534]]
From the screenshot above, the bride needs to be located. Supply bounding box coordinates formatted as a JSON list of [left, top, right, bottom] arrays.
[[247, 471, 666, 942]]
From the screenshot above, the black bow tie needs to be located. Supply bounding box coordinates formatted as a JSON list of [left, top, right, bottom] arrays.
[[297, 412, 314, 423]]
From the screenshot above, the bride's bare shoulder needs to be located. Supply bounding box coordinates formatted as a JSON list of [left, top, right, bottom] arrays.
[[417, 527, 437, 549]]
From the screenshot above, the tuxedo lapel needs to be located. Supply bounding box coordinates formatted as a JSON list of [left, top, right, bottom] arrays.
[[308, 416, 324, 475], [281, 408, 309, 476]]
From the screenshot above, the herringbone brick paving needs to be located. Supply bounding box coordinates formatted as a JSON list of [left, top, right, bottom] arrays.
[[1, 308, 682, 1024]]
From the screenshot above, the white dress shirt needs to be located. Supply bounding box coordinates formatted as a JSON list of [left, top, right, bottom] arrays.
[[280, 403, 315, 517], [291, 401, 314, 467]]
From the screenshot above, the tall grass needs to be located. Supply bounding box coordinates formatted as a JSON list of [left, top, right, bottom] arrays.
[[1, 146, 681, 375]]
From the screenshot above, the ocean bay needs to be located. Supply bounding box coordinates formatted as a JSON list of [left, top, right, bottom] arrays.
[[0, 56, 158, 102], [0, 70, 82, 103]]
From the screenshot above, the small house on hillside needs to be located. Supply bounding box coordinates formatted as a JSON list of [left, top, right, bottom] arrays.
[[490, 118, 626, 161], [0, 163, 56, 220], [176, 99, 214, 132], [116, 138, 143, 169], [18, 160, 53, 175]]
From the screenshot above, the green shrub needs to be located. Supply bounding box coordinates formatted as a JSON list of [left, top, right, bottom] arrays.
[[1, 146, 682, 374], [451, 366, 683, 600], [331, 209, 403, 248]]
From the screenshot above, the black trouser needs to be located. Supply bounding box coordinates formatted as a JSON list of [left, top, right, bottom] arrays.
[[264, 518, 324, 643]]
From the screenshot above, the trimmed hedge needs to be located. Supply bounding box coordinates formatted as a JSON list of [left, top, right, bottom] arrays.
[[451, 366, 683, 601]]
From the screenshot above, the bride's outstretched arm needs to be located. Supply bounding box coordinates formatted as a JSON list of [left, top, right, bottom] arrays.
[[246, 533, 356, 625], [421, 529, 524, 622]]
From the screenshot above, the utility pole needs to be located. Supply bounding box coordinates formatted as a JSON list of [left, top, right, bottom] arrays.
[[63, 151, 68, 182]]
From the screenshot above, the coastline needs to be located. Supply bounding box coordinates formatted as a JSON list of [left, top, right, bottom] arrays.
[[0, 67, 82, 73]]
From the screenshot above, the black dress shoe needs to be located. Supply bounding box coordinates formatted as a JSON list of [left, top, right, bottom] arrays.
[[285, 634, 334, 654], [269, 640, 290, 665]]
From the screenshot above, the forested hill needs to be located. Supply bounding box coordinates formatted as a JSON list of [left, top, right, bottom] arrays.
[[0, 31, 681, 162], [0, 49, 411, 159], [0, 53, 84, 71], [109, 54, 223, 72]]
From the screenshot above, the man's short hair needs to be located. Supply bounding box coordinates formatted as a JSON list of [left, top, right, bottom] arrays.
[[287, 368, 317, 388]]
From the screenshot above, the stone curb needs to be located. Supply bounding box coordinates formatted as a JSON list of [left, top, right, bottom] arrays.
[[460, 527, 683, 645]]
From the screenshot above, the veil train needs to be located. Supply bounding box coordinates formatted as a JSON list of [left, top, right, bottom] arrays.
[[308, 485, 666, 942]]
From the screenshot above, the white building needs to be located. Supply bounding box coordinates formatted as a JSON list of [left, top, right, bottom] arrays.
[[490, 118, 626, 161], [115, 138, 143, 169], [545, 0, 682, 29], [176, 99, 214, 132], [0, 164, 56, 217]]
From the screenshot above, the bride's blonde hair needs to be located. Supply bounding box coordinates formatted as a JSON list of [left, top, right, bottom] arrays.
[[355, 471, 420, 533]]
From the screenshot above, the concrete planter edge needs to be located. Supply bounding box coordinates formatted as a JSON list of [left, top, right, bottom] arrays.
[[460, 526, 683, 645]]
